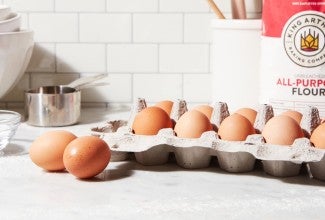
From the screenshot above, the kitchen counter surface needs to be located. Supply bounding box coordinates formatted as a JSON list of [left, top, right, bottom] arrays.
[[1, 107, 325, 220]]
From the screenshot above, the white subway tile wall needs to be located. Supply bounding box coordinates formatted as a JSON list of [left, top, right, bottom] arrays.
[[4, 0, 54, 12], [133, 14, 183, 43], [79, 14, 132, 42], [159, 44, 209, 73], [56, 0, 106, 12], [56, 44, 106, 72], [0, 0, 262, 106], [107, 0, 158, 12], [27, 43, 56, 72], [29, 13, 79, 42], [107, 44, 158, 73], [133, 74, 183, 102]]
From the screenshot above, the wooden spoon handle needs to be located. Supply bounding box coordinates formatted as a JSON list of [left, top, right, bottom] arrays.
[[206, 0, 226, 19]]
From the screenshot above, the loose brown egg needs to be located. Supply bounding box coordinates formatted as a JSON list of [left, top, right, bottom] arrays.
[[155, 100, 173, 115], [235, 108, 257, 125], [29, 130, 77, 171], [174, 110, 213, 138], [218, 113, 255, 141], [132, 106, 173, 135], [193, 105, 213, 119], [262, 115, 304, 145], [310, 123, 325, 149], [63, 136, 111, 179], [281, 110, 302, 124]]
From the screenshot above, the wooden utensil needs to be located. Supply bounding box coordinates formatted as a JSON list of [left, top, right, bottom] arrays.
[[231, 0, 247, 19], [206, 0, 225, 19]]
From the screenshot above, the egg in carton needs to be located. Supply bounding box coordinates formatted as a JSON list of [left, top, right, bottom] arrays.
[[91, 98, 325, 181], [253, 105, 325, 179], [92, 98, 217, 168], [221, 105, 325, 180]]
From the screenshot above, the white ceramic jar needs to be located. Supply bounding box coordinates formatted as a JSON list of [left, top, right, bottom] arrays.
[[211, 19, 262, 112]]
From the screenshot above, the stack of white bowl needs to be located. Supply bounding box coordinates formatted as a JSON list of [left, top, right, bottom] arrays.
[[0, 5, 34, 99]]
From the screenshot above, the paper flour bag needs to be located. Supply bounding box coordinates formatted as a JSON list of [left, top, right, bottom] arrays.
[[259, 0, 325, 117]]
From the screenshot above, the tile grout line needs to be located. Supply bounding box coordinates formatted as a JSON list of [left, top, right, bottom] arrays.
[[130, 9, 134, 103], [181, 73, 184, 99], [53, 0, 56, 12], [182, 12, 185, 43], [131, 13, 134, 43], [208, 43, 211, 74], [26, 11, 31, 92], [157, 43, 160, 74], [54, 42, 58, 73], [131, 73, 134, 103], [105, 43, 108, 74], [77, 13, 80, 43]]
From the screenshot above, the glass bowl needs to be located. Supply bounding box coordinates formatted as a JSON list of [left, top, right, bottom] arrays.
[[0, 110, 21, 151]]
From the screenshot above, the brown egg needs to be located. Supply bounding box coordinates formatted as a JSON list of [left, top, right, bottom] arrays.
[[132, 106, 173, 135], [63, 136, 111, 179], [262, 115, 304, 145], [235, 108, 257, 125], [218, 113, 255, 141], [193, 105, 213, 119], [155, 100, 173, 115], [310, 123, 325, 149], [281, 110, 302, 124], [174, 110, 213, 138], [29, 130, 77, 171]]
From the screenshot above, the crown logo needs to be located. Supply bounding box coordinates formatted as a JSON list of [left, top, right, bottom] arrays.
[[301, 30, 319, 52]]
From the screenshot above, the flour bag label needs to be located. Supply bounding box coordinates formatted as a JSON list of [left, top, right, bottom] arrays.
[[259, 0, 325, 117]]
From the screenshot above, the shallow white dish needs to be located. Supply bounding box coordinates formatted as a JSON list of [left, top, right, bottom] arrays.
[[0, 5, 11, 21], [0, 30, 34, 98], [0, 12, 21, 32]]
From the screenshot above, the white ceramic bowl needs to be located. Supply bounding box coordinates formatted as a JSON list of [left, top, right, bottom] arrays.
[[0, 5, 11, 21], [0, 12, 21, 32], [0, 30, 34, 98]]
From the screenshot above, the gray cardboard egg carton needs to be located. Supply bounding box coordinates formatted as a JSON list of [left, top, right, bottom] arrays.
[[92, 98, 325, 181]]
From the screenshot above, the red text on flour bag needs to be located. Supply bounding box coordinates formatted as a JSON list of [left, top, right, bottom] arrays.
[[259, 0, 325, 117]]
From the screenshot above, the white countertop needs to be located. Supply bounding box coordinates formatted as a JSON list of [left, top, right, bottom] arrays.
[[1, 107, 325, 220]]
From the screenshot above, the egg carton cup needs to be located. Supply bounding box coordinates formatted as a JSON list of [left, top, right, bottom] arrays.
[[91, 98, 325, 181]]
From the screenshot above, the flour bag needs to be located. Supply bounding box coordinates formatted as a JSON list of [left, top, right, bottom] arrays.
[[259, 0, 325, 117]]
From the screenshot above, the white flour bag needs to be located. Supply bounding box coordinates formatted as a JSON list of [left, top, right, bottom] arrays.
[[259, 0, 325, 117]]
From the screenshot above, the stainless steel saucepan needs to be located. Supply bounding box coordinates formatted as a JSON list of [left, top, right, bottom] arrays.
[[25, 74, 108, 127]]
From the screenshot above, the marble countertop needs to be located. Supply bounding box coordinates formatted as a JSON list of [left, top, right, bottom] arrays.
[[1, 107, 325, 220]]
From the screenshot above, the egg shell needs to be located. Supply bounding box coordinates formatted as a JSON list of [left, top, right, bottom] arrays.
[[235, 108, 257, 125], [281, 110, 303, 124], [174, 110, 213, 138], [132, 106, 173, 135], [154, 100, 173, 115], [262, 115, 304, 146], [193, 105, 213, 119], [310, 123, 325, 149], [63, 136, 111, 179], [218, 113, 255, 141], [29, 130, 77, 171]]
